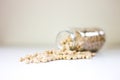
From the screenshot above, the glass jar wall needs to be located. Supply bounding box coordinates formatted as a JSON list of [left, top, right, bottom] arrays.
[[56, 27, 105, 52]]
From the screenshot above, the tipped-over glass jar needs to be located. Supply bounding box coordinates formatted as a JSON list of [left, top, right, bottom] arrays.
[[56, 27, 105, 52]]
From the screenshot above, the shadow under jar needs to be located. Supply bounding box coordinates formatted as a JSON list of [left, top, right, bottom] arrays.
[[56, 27, 105, 52]]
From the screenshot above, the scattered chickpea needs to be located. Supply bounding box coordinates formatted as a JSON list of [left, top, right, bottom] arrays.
[[25, 59, 30, 64], [19, 27, 106, 63], [19, 57, 25, 62]]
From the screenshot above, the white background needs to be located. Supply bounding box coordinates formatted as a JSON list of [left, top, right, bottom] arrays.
[[0, 46, 120, 80], [0, 0, 120, 46], [0, 0, 120, 80]]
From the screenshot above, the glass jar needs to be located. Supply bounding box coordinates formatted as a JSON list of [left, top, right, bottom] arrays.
[[56, 27, 105, 52]]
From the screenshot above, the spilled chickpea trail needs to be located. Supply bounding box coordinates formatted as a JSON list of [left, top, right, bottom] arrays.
[[19, 49, 96, 64]]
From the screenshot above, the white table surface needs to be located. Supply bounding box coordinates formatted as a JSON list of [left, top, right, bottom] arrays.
[[0, 46, 120, 80]]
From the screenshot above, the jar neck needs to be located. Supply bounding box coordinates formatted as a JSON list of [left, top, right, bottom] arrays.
[[56, 30, 75, 50]]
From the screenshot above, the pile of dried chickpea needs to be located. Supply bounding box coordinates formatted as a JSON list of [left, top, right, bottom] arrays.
[[20, 28, 105, 63], [20, 35, 96, 64]]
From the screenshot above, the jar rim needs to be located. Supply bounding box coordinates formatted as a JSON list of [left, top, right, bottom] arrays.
[[56, 30, 75, 50]]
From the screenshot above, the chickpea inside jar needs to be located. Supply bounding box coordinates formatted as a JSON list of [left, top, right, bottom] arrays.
[[56, 27, 105, 52]]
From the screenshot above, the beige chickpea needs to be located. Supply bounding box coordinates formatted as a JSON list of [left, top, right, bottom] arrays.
[[66, 55, 72, 60], [25, 59, 30, 64], [19, 57, 25, 62]]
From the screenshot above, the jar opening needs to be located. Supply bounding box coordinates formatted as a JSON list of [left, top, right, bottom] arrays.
[[56, 30, 75, 50]]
